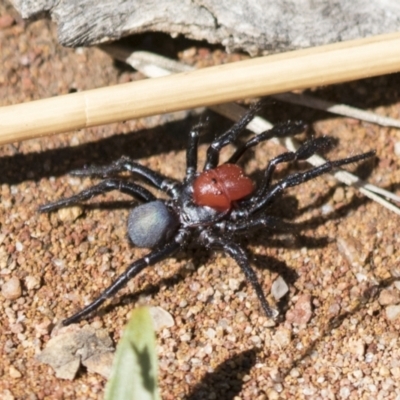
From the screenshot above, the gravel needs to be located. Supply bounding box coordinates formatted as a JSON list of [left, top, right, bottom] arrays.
[[2, 2, 400, 398], [1, 277, 22, 300]]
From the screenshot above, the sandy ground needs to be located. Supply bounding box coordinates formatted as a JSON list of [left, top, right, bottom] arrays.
[[1, 2, 400, 399]]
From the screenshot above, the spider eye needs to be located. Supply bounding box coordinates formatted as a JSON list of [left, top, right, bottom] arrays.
[[128, 201, 179, 248]]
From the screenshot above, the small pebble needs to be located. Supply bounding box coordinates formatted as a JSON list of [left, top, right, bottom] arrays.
[[328, 302, 341, 316], [379, 366, 390, 377], [321, 203, 334, 215], [266, 388, 280, 400], [1, 277, 22, 300], [271, 276, 289, 300], [197, 287, 214, 302], [353, 370, 363, 379], [10, 323, 24, 334], [349, 340, 365, 358], [204, 343, 213, 355], [339, 386, 350, 399], [385, 305, 400, 321], [34, 319, 52, 337], [205, 328, 216, 339], [290, 368, 300, 378], [273, 327, 291, 348], [0, 390, 14, 400], [379, 289, 400, 306], [336, 236, 366, 267], [391, 367, 400, 379], [9, 366, 22, 379], [90, 320, 103, 329], [286, 294, 313, 325], [333, 187, 345, 202], [394, 141, 400, 157], [189, 282, 200, 292], [57, 206, 83, 222], [228, 278, 240, 291], [149, 306, 174, 331], [386, 244, 394, 256], [25, 275, 41, 290], [180, 332, 191, 342], [0, 14, 15, 29], [179, 299, 188, 308], [269, 368, 283, 383]]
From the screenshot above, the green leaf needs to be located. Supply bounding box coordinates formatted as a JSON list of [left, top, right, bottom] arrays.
[[105, 307, 160, 400]]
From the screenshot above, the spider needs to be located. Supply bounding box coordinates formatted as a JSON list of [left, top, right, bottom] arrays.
[[39, 101, 375, 326]]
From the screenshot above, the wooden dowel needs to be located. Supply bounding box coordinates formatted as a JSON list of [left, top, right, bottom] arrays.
[[1, 32, 400, 145]]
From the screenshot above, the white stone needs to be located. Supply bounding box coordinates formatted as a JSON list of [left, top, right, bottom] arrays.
[[271, 276, 289, 300]]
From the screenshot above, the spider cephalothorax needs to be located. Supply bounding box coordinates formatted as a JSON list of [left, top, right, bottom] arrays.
[[39, 102, 374, 326]]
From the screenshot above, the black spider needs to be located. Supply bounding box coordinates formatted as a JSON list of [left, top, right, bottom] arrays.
[[39, 102, 375, 326]]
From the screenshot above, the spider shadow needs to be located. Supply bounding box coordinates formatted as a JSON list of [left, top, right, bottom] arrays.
[[0, 108, 250, 188], [0, 114, 202, 186], [100, 245, 212, 316], [185, 348, 258, 400], [246, 183, 375, 251]]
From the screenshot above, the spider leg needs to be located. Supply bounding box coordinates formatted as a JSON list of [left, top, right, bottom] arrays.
[[216, 215, 299, 234], [204, 100, 266, 170], [203, 233, 278, 319], [71, 156, 180, 198], [235, 150, 375, 218], [238, 137, 334, 211], [185, 122, 202, 181], [227, 121, 304, 164], [39, 179, 156, 213], [62, 230, 189, 325]]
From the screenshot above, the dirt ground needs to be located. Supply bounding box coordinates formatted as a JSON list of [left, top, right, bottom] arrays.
[[2, 2, 400, 399]]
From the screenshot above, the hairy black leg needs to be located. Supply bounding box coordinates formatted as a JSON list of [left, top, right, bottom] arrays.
[[204, 100, 266, 170], [234, 150, 375, 218], [227, 121, 305, 164], [185, 122, 202, 181], [71, 156, 180, 197], [203, 234, 277, 319], [38, 179, 156, 213], [216, 215, 299, 234], [238, 137, 334, 210], [63, 230, 189, 325]]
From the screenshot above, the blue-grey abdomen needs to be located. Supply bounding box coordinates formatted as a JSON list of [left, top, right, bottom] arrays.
[[128, 201, 179, 248]]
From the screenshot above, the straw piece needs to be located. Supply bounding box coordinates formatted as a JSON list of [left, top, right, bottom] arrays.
[[273, 93, 400, 128], [2, 32, 400, 145]]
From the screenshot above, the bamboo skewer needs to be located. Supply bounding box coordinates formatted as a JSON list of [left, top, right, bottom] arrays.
[[1, 32, 400, 145]]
